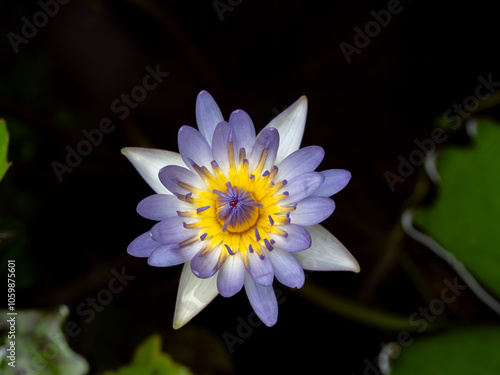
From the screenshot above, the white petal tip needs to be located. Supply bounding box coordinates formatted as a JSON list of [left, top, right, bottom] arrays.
[[282, 95, 308, 117], [293, 225, 361, 272], [294, 95, 308, 109], [120, 147, 185, 194], [340, 249, 361, 273], [327, 250, 360, 273], [350, 262, 361, 273], [121, 146, 139, 158], [172, 263, 219, 330], [172, 320, 185, 330]]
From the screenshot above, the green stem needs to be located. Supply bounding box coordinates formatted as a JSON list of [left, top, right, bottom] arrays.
[[298, 281, 440, 332]]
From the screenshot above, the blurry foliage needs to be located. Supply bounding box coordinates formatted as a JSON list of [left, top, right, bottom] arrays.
[[0, 306, 89, 375], [391, 326, 500, 375], [0, 0, 499, 374], [0, 119, 34, 290], [0, 119, 11, 181], [415, 119, 500, 297], [0, 116, 40, 289], [389, 118, 500, 374], [100, 334, 192, 375]]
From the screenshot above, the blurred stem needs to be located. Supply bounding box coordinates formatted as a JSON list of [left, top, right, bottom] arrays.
[[356, 223, 404, 302], [299, 281, 435, 332], [398, 251, 437, 306], [357, 168, 432, 303]]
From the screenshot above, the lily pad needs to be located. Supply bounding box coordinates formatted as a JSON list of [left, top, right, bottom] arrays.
[[390, 326, 500, 375], [414, 119, 500, 297], [0, 119, 11, 181], [0, 305, 89, 375], [101, 334, 193, 375]]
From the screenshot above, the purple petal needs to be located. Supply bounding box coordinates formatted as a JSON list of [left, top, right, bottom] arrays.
[[228, 109, 256, 152], [158, 165, 205, 195], [275, 146, 324, 181], [249, 128, 279, 174], [196, 90, 224, 144], [212, 121, 239, 176], [278, 172, 325, 205], [190, 246, 222, 278], [127, 231, 160, 258], [148, 241, 202, 267], [177, 125, 214, 171], [217, 252, 245, 297], [270, 224, 311, 252], [137, 194, 193, 221], [311, 169, 351, 197], [244, 272, 278, 327], [268, 248, 305, 288], [289, 197, 335, 226], [150, 216, 198, 243], [246, 251, 274, 286]]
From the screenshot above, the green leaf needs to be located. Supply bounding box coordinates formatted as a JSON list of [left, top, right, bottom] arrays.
[[0, 119, 11, 181], [414, 119, 500, 297], [101, 334, 193, 375], [390, 326, 500, 375], [0, 305, 89, 375]]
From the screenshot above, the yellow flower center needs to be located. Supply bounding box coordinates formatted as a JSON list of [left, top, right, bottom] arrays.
[[175, 140, 295, 265]]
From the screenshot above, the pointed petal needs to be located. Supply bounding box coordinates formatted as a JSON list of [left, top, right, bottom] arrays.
[[173, 261, 219, 329], [127, 231, 160, 258], [228, 109, 256, 152], [191, 246, 223, 278], [275, 146, 324, 181], [311, 169, 351, 197], [278, 172, 325, 205], [212, 121, 239, 176], [292, 224, 360, 272], [147, 241, 202, 267], [196, 90, 224, 144], [137, 194, 193, 221], [121, 147, 184, 194], [268, 248, 305, 288], [264, 96, 307, 164], [150, 216, 198, 244], [247, 251, 274, 286], [270, 224, 311, 252], [158, 165, 205, 195], [217, 252, 245, 297], [289, 197, 335, 226], [177, 126, 214, 171], [244, 272, 278, 327], [249, 128, 279, 173]]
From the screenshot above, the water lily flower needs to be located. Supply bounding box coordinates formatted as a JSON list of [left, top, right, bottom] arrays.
[[122, 91, 359, 328]]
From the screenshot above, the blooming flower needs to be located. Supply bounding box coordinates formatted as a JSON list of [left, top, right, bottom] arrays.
[[122, 91, 359, 328]]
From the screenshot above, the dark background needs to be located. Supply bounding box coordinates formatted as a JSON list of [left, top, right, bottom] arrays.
[[1, 0, 500, 374]]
